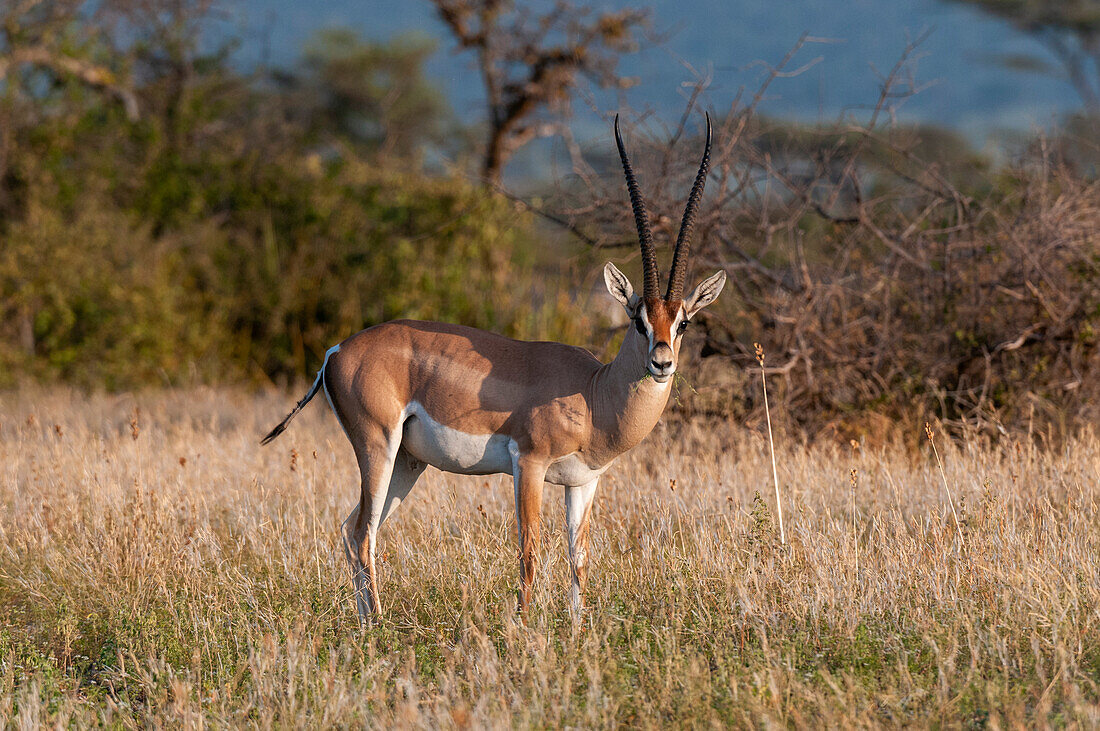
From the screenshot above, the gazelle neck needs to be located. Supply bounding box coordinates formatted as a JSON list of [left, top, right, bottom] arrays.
[[588, 326, 673, 457]]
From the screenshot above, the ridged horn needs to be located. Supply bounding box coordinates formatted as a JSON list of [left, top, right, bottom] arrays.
[[666, 112, 712, 301], [614, 114, 660, 301]]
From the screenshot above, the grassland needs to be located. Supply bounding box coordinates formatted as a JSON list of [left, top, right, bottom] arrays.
[[0, 388, 1097, 727]]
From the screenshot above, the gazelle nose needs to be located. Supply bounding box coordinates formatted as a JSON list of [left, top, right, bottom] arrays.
[[650, 344, 674, 374]]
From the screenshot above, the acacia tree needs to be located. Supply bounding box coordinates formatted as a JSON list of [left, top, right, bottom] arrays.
[[950, 0, 1100, 113], [431, 0, 647, 186]]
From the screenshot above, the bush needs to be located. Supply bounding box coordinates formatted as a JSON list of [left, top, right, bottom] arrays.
[[0, 203, 202, 388], [0, 146, 589, 387]]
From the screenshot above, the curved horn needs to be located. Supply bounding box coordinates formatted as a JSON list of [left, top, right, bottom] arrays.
[[666, 112, 712, 301], [614, 114, 660, 301]]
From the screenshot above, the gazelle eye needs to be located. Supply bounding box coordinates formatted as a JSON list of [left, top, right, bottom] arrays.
[[633, 316, 647, 336], [677, 320, 689, 333]]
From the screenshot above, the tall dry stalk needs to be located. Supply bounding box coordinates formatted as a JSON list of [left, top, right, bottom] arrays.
[[925, 422, 964, 543], [755, 342, 785, 544], [850, 467, 859, 578]]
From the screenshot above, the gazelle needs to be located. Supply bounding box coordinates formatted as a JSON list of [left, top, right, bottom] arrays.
[[262, 115, 726, 622]]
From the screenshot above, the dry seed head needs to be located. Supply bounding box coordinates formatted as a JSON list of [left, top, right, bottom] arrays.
[[850, 468, 858, 488], [129, 408, 140, 440], [753, 342, 765, 367], [924, 422, 934, 442]]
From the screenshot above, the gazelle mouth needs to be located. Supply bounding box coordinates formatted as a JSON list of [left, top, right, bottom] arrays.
[[648, 370, 673, 383]]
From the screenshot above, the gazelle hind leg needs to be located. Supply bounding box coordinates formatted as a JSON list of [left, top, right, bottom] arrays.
[[343, 441, 425, 624], [341, 505, 371, 621], [342, 425, 403, 624], [564, 479, 599, 616], [379, 447, 426, 525]]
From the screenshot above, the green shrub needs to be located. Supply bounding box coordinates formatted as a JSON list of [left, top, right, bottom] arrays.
[[0, 202, 205, 388], [0, 149, 589, 387]]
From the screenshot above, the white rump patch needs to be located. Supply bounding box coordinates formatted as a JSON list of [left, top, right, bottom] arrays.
[[319, 344, 350, 441]]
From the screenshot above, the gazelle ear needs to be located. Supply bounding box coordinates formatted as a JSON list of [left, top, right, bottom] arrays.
[[603, 261, 638, 313], [684, 270, 727, 319]]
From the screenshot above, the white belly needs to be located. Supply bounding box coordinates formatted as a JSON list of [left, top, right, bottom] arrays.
[[399, 401, 610, 486], [401, 401, 513, 475]]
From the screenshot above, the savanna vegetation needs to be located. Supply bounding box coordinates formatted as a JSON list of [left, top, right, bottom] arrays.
[[2, 0, 1100, 725], [4, 2, 1100, 441]]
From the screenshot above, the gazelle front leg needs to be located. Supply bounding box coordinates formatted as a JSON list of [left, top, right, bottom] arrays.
[[564, 478, 599, 615], [511, 446, 547, 612]]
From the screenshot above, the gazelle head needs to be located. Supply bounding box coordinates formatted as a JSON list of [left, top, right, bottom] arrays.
[[604, 114, 727, 383]]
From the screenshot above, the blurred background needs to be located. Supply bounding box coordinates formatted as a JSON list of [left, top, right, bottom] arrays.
[[3, 0, 1100, 443]]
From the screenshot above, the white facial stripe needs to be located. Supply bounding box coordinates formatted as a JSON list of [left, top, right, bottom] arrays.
[[671, 309, 685, 339], [644, 305, 655, 352]]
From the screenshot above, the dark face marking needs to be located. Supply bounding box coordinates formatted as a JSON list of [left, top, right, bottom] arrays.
[[639, 298, 686, 381]]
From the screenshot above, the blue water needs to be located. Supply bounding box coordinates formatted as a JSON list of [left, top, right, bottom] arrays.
[[222, 0, 1078, 138]]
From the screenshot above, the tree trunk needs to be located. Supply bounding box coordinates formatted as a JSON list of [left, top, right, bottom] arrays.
[[483, 123, 506, 187]]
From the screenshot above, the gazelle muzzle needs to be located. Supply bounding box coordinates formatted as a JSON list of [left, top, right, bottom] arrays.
[[648, 342, 675, 381]]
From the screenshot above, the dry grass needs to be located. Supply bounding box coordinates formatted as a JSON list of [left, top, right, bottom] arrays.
[[0, 388, 1098, 727]]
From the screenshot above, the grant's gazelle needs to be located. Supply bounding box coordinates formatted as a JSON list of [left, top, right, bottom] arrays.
[[262, 115, 726, 621]]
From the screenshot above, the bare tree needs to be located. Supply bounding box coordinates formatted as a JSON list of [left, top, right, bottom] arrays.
[[431, 0, 647, 186]]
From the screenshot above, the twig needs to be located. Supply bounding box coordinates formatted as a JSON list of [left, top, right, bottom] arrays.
[[492, 184, 634, 248]]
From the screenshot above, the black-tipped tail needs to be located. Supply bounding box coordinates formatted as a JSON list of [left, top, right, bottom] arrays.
[[262, 344, 342, 445], [260, 375, 321, 444]]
